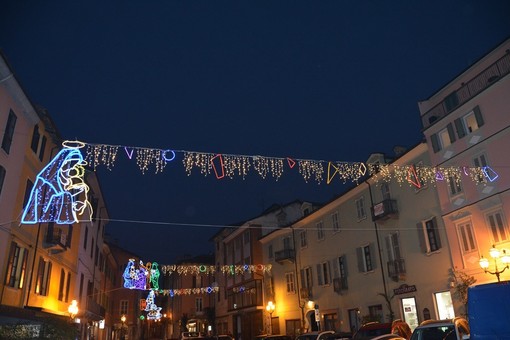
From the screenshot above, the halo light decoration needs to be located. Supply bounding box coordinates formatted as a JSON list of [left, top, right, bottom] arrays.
[[21, 141, 93, 224]]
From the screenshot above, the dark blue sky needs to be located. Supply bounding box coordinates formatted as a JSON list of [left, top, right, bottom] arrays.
[[1, 1, 509, 263]]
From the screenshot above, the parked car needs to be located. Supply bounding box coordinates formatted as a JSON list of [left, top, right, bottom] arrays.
[[296, 330, 335, 340], [370, 335, 406, 340], [254, 335, 293, 340], [216, 335, 235, 340], [352, 322, 393, 340], [410, 318, 470, 340], [323, 331, 353, 339]]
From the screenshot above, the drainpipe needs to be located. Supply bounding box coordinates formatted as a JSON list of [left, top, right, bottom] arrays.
[[365, 181, 389, 311]]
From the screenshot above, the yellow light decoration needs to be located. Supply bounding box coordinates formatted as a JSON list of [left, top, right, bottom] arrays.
[[159, 264, 272, 276]]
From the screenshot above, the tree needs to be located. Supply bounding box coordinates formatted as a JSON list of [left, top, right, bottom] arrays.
[[449, 268, 476, 317]]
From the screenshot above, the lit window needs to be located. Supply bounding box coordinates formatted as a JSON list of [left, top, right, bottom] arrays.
[[5, 242, 28, 289], [285, 272, 295, 293]]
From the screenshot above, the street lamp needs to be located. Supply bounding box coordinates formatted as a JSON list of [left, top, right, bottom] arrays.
[[120, 315, 127, 340], [68, 300, 79, 320], [479, 245, 510, 282], [266, 301, 275, 334]]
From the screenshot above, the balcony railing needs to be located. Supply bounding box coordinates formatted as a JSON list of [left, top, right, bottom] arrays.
[[371, 199, 398, 221], [387, 258, 406, 282], [87, 297, 106, 319], [274, 248, 295, 264], [422, 51, 510, 129], [227, 279, 262, 311]]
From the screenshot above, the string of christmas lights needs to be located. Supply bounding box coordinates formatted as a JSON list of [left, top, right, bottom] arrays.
[[160, 263, 272, 276], [81, 141, 496, 187]]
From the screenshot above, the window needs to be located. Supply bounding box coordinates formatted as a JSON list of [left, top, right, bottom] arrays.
[[368, 304, 383, 323], [120, 300, 128, 316], [195, 297, 203, 312], [0, 165, 5, 198], [430, 123, 455, 153], [84, 227, 88, 249], [283, 236, 291, 250], [316, 221, 324, 240], [386, 233, 402, 262], [65, 272, 71, 302], [300, 266, 313, 289], [1, 110, 17, 154], [5, 241, 28, 288], [338, 255, 348, 290], [22, 179, 34, 209], [457, 221, 477, 252], [285, 272, 296, 293], [300, 230, 307, 248], [30, 125, 40, 153], [473, 153, 488, 183], [486, 210, 508, 244], [39, 135, 47, 161], [357, 244, 375, 272], [355, 196, 366, 220], [386, 233, 405, 280], [58, 269, 65, 301], [317, 261, 331, 286], [35, 257, 51, 295], [417, 217, 442, 253], [268, 244, 273, 259], [455, 106, 484, 138], [448, 175, 463, 196], [332, 212, 340, 232], [381, 183, 391, 200]]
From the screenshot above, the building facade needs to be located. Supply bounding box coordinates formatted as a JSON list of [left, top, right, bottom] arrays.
[[0, 51, 112, 339], [420, 38, 510, 288]]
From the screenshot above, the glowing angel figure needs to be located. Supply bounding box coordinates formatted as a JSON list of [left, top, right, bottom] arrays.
[[150, 262, 160, 291], [123, 258, 137, 289], [21, 141, 93, 224]]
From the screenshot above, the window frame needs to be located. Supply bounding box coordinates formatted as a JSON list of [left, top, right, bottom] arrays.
[[1, 110, 17, 154], [316, 221, 324, 241], [456, 220, 477, 253], [485, 209, 509, 244], [355, 196, 366, 221], [285, 272, 296, 294], [300, 230, 307, 248], [332, 212, 340, 233]]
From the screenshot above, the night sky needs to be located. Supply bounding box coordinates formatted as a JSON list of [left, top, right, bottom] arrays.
[[1, 1, 509, 264]]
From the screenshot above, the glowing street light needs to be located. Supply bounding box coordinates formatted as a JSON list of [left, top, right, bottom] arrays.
[[68, 300, 79, 320], [266, 301, 275, 334], [479, 245, 510, 282], [120, 315, 127, 340]]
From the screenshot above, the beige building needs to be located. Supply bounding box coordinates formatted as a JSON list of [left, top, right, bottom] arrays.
[[0, 51, 112, 339], [420, 38, 510, 288], [260, 143, 461, 336]]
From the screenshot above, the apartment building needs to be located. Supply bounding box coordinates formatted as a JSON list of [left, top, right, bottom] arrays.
[[260, 143, 461, 336], [0, 51, 112, 339], [420, 38, 510, 287], [212, 201, 317, 339]]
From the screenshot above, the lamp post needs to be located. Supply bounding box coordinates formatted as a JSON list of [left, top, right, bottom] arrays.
[[479, 245, 510, 282], [266, 301, 275, 334], [68, 300, 79, 321], [120, 315, 127, 340]]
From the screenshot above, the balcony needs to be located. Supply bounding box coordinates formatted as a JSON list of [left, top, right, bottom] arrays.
[[86, 297, 106, 320], [387, 258, 406, 282], [43, 227, 68, 252], [227, 279, 262, 311], [422, 51, 510, 129], [299, 287, 313, 300], [371, 199, 398, 221], [274, 248, 295, 264]]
